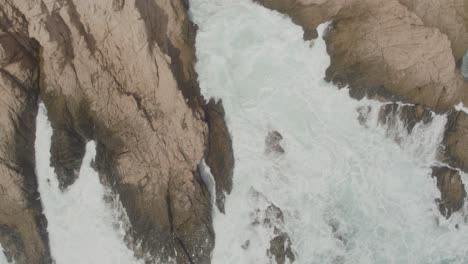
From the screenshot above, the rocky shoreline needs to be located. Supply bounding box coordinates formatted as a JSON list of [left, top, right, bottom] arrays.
[[255, 0, 468, 218], [1, 0, 467, 263]]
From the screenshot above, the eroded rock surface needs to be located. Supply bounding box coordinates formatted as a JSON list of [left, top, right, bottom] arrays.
[[0, 0, 237, 262], [0, 7, 52, 263]]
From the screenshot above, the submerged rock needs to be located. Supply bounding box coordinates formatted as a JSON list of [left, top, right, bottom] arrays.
[[250, 189, 295, 264], [378, 103, 432, 133], [432, 166, 466, 218], [265, 131, 285, 154]]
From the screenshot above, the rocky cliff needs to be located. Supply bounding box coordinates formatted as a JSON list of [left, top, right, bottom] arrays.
[[0, 6, 51, 262], [255, 0, 468, 217], [0, 0, 233, 263]]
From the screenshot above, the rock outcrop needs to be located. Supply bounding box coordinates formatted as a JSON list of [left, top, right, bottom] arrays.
[[204, 99, 234, 213], [443, 111, 468, 172], [0, 0, 234, 262], [0, 6, 52, 263], [432, 166, 466, 218]]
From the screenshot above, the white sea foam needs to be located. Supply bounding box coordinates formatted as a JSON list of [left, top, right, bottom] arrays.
[[34, 104, 141, 264]]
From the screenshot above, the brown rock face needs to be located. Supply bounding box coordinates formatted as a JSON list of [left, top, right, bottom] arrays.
[[204, 99, 234, 214], [397, 0, 468, 62], [265, 131, 285, 154], [255, 0, 466, 111], [0, 0, 234, 262], [432, 166, 466, 218], [443, 111, 468, 172], [0, 4, 52, 263]]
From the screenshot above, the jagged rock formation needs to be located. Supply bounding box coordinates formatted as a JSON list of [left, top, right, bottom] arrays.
[[378, 103, 432, 133], [249, 189, 295, 264], [0, 0, 233, 263], [432, 166, 466, 218], [204, 99, 234, 214], [443, 111, 468, 172], [255, 0, 468, 217], [0, 7, 52, 263]]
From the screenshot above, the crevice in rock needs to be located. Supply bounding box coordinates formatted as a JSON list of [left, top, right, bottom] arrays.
[[166, 189, 195, 264]]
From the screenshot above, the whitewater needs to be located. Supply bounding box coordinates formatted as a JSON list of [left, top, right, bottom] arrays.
[[1, 0, 467, 263], [190, 0, 468, 263]]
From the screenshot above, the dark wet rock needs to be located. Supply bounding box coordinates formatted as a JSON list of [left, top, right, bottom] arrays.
[[432, 166, 466, 218], [0, 11, 52, 263], [378, 103, 433, 133], [442, 111, 468, 172], [356, 106, 371, 127], [265, 131, 285, 154], [250, 190, 295, 264], [204, 98, 234, 214], [50, 128, 86, 190]]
